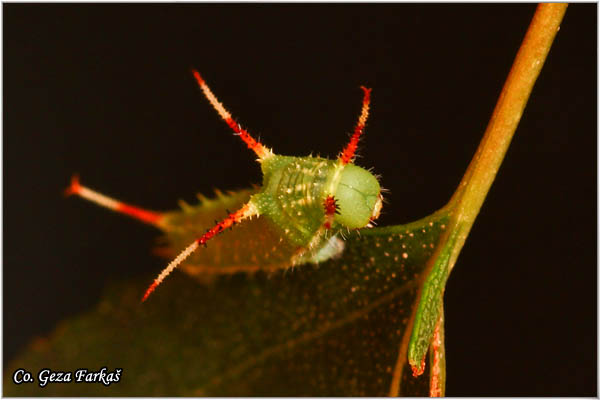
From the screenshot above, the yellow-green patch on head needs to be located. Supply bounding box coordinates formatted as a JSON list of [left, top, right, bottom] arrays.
[[335, 164, 382, 229]]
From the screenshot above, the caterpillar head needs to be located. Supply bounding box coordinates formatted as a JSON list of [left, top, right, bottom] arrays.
[[335, 164, 383, 229]]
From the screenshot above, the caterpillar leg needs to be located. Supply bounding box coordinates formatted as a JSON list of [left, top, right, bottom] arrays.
[[339, 86, 372, 165], [65, 174, 164, 227], [142, 202, 259, 302], [191, 69, 273, 161]]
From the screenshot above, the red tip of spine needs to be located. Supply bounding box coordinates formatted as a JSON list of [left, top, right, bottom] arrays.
[[64, 174, 81, 197], [191, 69, 204, 85], [141, 281, 158, 302], [360, 85, 371, 104]]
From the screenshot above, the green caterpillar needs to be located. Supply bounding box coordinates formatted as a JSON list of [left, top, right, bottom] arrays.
[[66, 70, 383, 301]]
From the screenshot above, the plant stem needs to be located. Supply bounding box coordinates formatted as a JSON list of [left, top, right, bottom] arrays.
[[446, 3, 568, 270]]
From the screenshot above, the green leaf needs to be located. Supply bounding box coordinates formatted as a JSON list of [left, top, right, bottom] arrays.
[[5, 210, 450, 396]]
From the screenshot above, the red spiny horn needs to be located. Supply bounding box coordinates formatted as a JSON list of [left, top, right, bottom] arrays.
[[141, 202, 258, 302], [191, 69, 272, 160], [339, 86, 372, 165], [65, 174, 163, 226]]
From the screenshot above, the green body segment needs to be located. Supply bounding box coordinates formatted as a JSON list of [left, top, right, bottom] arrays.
[[252, 155, 338, 247], [251, 154, 382, 247]]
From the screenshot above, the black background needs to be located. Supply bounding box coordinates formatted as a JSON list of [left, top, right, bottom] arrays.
[[4, 4, 596, 396]]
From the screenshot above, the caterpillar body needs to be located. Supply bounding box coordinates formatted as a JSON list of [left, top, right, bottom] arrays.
[[66, 70, 383, 301]]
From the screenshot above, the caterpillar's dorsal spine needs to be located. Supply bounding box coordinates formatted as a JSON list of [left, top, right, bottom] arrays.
[[192, 70, 273, 161]]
